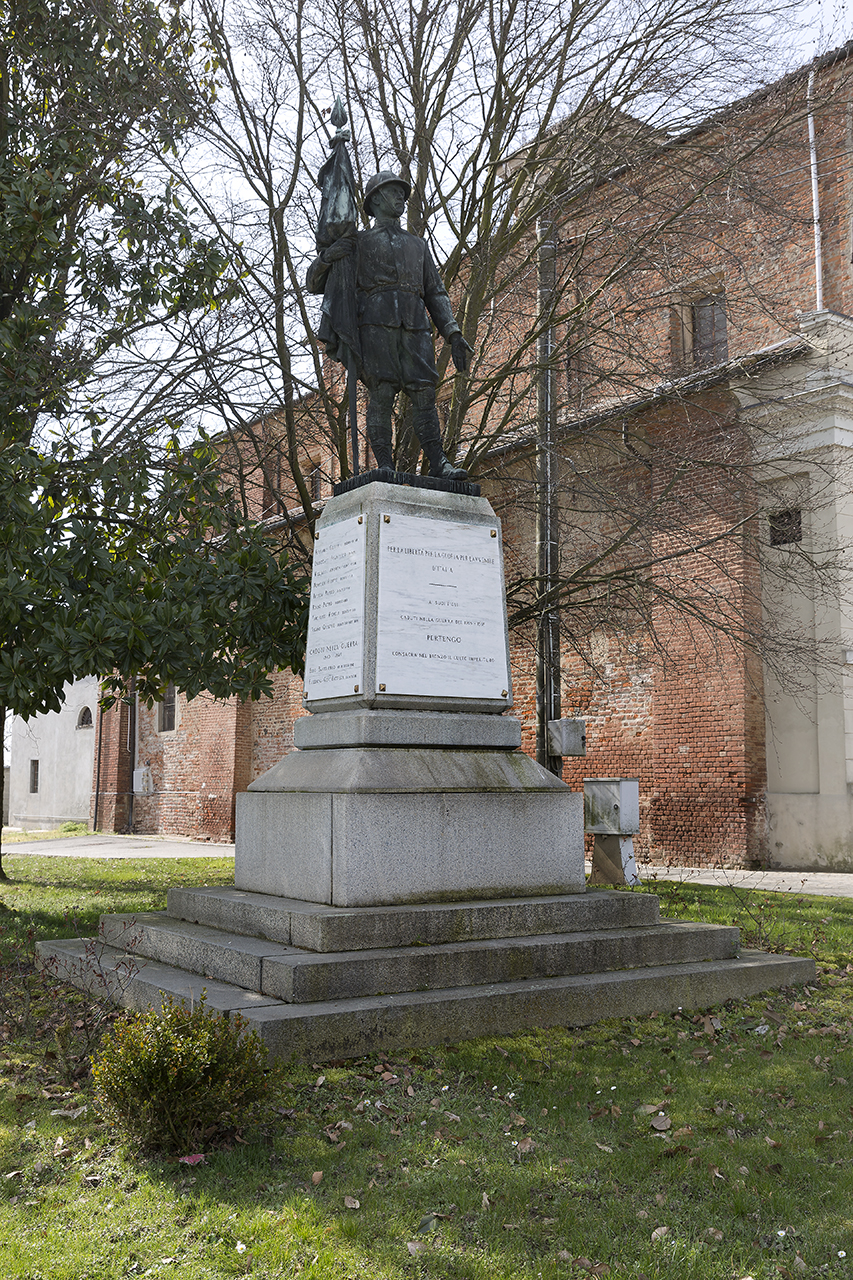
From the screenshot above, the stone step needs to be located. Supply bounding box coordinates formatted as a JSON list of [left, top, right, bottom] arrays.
[[35, 937, 815, 1061], [243, 950, 816, 1062], [98, 911, 741, 1003], [36, 937, 282, 1015], [166, 886, 661, 952]]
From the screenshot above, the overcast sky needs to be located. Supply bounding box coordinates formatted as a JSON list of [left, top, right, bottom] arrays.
[[794, 0, 850, 60]]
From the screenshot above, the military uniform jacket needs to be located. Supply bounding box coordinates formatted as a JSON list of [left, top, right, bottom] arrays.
[[308, 219, 460, 389], [308, 221, 459, 337]]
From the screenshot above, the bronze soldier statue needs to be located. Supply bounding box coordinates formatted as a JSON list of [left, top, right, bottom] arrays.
[[308, 170, 472, 481]]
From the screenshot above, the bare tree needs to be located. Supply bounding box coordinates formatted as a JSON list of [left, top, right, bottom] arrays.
[[108, 0, 853, 775]]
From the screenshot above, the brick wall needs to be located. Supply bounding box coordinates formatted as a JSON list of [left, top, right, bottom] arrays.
[[91, 702, 132, 832], [94, 55, 853, 866], [130, 693, 244, 842]]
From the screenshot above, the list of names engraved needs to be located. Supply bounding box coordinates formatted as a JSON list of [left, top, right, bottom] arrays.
[[376, 512, 510, 699], [303, 516, 366, 700]]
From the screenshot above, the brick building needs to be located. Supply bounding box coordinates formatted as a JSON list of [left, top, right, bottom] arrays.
[[81, 46, 853, 868]]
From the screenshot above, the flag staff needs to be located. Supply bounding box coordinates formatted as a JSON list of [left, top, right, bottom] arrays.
[[312, 97, 361, 477]]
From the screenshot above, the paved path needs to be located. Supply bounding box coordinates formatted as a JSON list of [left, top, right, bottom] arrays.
[[3, 832, 853, 899], [634, 863, 853, 901], [1, 832, 235, 859]]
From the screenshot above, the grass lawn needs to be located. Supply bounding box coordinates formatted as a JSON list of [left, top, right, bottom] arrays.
[[1, 822, 91, 843], [0, 855, 851, 1280]]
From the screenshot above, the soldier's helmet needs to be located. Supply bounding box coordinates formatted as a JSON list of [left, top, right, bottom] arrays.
[[363, 171, 411, 216]]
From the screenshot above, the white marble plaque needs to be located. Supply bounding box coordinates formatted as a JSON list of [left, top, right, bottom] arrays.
[[303, 516, 366, 700], [376, 512, 510, 699]]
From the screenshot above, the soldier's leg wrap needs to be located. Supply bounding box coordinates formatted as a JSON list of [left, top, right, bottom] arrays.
[[365, 381, 396, 471], [410, 389, 469, 481]]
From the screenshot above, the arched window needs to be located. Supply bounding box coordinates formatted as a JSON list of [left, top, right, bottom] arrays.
[[77, 706, 93, 728]]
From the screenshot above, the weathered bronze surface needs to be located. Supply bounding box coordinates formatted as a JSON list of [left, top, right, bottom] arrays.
[[308, 169, 472, 481]]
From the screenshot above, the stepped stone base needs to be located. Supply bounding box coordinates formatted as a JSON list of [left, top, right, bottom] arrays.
[[36, 887, 816, 1061]]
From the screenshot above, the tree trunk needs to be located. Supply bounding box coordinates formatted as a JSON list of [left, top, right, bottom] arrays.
[[0, 705, 8, 881]]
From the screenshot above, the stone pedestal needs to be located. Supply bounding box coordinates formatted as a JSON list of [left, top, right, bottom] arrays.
[[235, 481, 586, 907], [235, 709, 585, 906], [37, 479, 818, 1057]]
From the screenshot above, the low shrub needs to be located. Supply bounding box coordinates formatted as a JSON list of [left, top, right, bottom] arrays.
[[91, 992, 284, 1153]]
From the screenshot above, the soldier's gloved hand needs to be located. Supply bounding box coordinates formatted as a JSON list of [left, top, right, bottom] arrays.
[[450, 333, 474, 372], [322, 234, 357, 263]]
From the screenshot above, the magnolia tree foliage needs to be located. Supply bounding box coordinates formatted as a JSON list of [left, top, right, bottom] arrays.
[[0, 0, 309, 724], [0, 438, 308, 719], [0, 0, 230, 438], [0, 0, 310, 878]]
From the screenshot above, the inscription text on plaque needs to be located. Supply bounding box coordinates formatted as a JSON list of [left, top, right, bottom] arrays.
[[303, 516, 366, 700], [376, 512, 510, 700]]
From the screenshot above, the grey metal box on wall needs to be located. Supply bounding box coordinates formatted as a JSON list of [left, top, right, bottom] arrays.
[[583, 778, 640, 835], [547, 718, 586, 757]]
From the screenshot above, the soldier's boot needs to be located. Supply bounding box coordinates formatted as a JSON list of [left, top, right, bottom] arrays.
[[365, 403, 395, 472], [413, 407, 469, 481]]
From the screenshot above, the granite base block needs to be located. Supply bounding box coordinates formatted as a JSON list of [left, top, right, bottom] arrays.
[[236, 787, 584, 906]]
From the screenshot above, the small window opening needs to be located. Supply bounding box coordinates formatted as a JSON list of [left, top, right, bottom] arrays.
[[29, 760, 39, 793], [77, 706, 93, 728], [768, 508, 802, 546], [260, 442, 284, 518], [691, 293, 728, 367], [159, 683, 176, 732]]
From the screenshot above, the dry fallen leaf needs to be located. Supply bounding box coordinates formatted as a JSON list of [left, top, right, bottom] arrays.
[[482, 1192, 490, 1209], [650, 1115, 672, 1132], [311, 1171, 323, 1186], [651, 1226, 669, 1242], [343, 1196, 360, 1209], [516, 1136, 537, 1154], [595, 1143, 613, 1154], [704, 1227, 723, 1241], [407, 1241, 425, 1256]]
